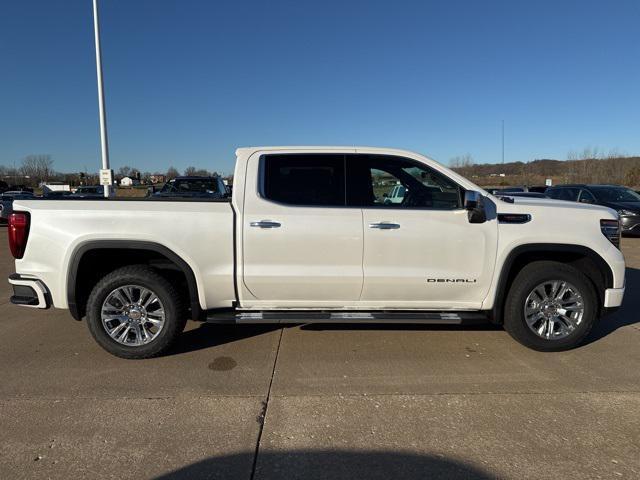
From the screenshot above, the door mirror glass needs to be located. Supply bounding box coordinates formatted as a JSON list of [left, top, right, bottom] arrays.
[[464, 190, 480, 210], [464, 191, 486, 223]]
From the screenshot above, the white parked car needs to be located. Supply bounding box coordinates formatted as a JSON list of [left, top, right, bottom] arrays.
[[7, 147, 625, 358], [384, 185, 406, 204]]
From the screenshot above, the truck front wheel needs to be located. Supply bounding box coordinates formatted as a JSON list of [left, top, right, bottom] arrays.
[[86, 265, 186, 359], [504, 261, 598, 351]]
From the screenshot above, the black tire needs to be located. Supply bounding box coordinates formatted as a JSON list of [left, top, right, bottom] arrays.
[[503, 261, 598, 351], [86, 265, 186, 359]]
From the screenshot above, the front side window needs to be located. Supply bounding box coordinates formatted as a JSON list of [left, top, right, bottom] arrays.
[[347, 154, 462, 209], [262, 154, 345, 206]]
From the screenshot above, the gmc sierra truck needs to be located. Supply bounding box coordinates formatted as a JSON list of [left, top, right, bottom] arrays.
[[6, 147, 625, 358]]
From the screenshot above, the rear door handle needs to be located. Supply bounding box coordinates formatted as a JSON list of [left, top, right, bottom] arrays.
[[369, 222, 400, 230], [250, 220, 281, 229]]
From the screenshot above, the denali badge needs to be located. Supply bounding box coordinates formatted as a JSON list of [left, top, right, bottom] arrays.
[[427, 278, 477, 283]]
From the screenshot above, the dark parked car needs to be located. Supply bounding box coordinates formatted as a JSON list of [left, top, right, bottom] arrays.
[[546, 184, 640, 235], [69, 186, 106, 198], [527, 185, 549, 193], [497, 191, 549, 199], [153, 176, 227, 199], [43, 190, 73, 198], [0, 191, 37, 223]]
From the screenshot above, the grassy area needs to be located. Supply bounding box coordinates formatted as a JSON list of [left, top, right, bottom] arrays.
[[115, 187, 151, 198]]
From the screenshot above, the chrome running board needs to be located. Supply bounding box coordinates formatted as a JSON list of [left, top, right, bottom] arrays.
[[205, 310, 487, 325]]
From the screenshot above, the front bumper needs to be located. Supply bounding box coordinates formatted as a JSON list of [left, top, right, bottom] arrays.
[[8, 274, 50, 308], [604, 286, 625, 308]]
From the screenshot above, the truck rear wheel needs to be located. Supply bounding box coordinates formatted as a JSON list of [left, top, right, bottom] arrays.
[[86, 265, 186, 359], [504, 261, 598, 351]]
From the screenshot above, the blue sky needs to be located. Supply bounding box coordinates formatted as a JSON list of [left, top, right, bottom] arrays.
[[1, 0, 639, 174]]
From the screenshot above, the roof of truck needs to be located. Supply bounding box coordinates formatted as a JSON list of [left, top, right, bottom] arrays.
[[235, 145, 427, 158]]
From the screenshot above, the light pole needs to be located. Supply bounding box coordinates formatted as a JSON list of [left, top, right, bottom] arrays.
[[501, 120, 505, 165], [92, 0, 112, 198]]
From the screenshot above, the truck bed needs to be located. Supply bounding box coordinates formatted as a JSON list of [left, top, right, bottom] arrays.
[[12, 199, 236, 311]]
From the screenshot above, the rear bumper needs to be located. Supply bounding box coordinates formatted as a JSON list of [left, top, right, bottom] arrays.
[[604, 286, 625, 308], [8, 274, 50, 309]]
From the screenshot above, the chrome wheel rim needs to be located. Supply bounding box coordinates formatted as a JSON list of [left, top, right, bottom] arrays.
[[101, 285, 165, 346], [524, 280, 584, 340]]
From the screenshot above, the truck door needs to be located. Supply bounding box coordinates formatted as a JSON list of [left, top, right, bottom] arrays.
[[347, 153, 498, 310], [241, 152, 363, 307]]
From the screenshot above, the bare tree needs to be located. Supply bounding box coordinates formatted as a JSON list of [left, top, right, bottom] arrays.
[[449, 154, 474, 168], [117, 166, 132, 178], [624, 165, 640, 188], [166, 166, 179, 180], [21, 154, 54, 184], [184, 166, 197, 176]]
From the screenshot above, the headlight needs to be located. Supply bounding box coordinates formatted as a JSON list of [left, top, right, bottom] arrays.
[[600, 219, 621, 248], [617, 209, 640, 216]]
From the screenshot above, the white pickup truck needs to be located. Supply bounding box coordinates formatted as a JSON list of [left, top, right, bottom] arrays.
[[7, 147, 626, 358]]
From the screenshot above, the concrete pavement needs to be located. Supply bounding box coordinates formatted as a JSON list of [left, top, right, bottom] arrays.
[[0, 227, 638, 479]]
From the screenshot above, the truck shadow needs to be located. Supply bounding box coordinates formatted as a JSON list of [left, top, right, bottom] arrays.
[[167, 323, 282, 356], [154, 450, 493, 480], [585, 266, 640, 344], [167, 267, 639, 356]]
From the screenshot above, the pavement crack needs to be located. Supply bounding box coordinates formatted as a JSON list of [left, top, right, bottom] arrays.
[[250, 327, 284, 480]]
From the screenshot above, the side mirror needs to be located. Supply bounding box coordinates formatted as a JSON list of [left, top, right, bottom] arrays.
[[464, 190, 486, 223], [579, 198, 593, 204]]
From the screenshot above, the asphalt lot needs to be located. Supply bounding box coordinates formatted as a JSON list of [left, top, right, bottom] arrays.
[[0, 229, 639, 479]]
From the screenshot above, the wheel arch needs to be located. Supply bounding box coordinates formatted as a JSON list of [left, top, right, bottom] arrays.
[[67, 240, 202, 321], [491, 243, 614, 324]]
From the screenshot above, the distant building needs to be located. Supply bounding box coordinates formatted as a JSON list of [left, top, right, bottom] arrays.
[[150, 174, 166, 184], [120, 176, 139, 187]]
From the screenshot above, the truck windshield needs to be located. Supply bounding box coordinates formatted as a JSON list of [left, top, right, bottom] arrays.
[[591, 186, 640, 203]]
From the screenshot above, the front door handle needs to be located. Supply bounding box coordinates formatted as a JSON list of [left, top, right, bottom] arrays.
[[250, 220, 281, 229], [369, 222, 400, 230]]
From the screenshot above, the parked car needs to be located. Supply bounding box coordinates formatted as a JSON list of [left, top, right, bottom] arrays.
[[496, 187, 526, 193], [43, 190, 73, 199], [527, 186, 549, 193], [0, 191, 36, 223], [153, 176, 227, 199], [70, 186, 106, 198], [7, 147, 625, 358], [496, 192, 549, 199], [486, 187, 526, 195], [546, 184, 640, 235], [382, 184, 407, 204]]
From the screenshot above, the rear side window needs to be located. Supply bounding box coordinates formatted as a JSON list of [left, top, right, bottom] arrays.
[[262, 154, 345, 206]]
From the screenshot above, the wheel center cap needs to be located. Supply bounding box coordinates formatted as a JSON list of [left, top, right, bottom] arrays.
[[128, 308, 142, 320], [542, 303, 559, 316]]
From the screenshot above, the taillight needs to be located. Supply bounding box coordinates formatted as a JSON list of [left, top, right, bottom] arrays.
[[600, 219, 620, 249], [8, 212, 30, 259]]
